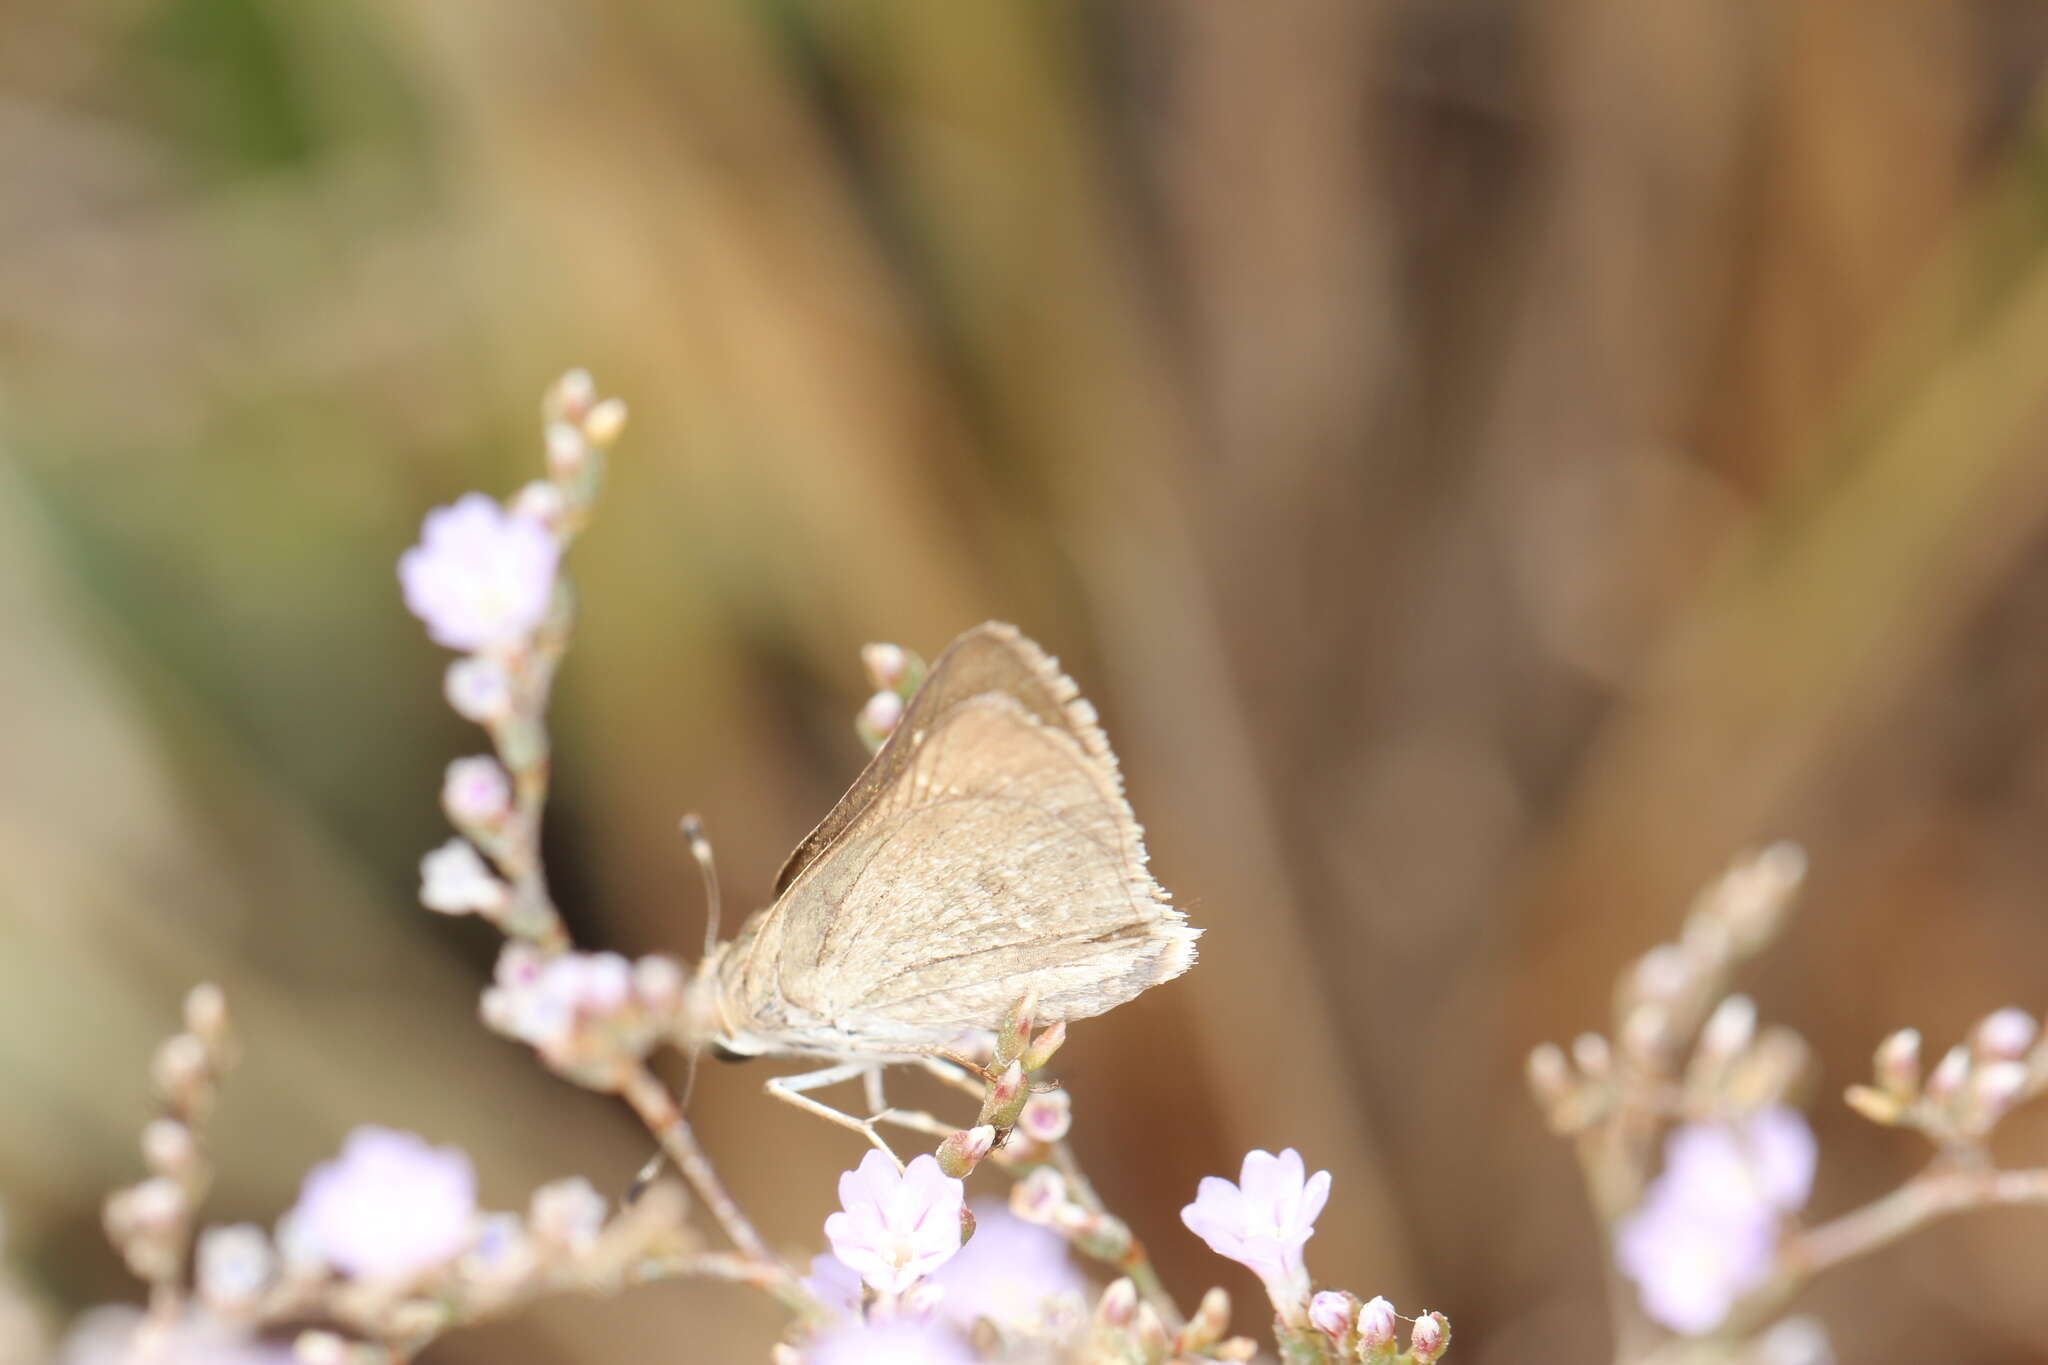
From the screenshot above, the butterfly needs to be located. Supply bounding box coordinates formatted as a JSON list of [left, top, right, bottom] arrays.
[[677, 622, 1198, 1146]]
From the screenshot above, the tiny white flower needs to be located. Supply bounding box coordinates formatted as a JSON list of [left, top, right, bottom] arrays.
[[419, 839, 505, 916]]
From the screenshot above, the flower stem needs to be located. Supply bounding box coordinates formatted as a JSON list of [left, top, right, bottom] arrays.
[[1050, 1140, 1184, 1333], [615, 1062, 816, 1316]]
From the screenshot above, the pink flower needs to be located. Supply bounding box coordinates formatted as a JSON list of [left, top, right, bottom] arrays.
[[288, 1127, 476, 1279], [805, 1319, 974, 1365], [823, 1151, 965, 1296], [398, 494, 559, 651], [1180, 1147, 1331, 1306], [931, 1200, 1088, 1333], [1616, 1107, 1816, 1334]]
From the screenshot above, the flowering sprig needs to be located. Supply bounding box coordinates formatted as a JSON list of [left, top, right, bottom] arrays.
[[89, 369, 1460, 1365], [1534, 847, 2048, 1364], [102, 984, 233, 1335]]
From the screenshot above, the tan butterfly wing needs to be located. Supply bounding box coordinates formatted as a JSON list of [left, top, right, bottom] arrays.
[[712, 622, 1196, 1059]]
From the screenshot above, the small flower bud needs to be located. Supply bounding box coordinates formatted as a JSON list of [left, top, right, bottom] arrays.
[[152, 1034, 209, 1105], [1844, 1084, 1904, 1125], [1096, 1277, 1138, 1327], [445, 656, 514, 724], [583, 397, 629, 446], [1975, 1008, 2038, 1062], [1357, 1295, 1399, 1351], [197, 1223, 274, 1309], [1965, 1060, 2030, 1132], [126, 1177, 185, 1232], [1134, 1302, 1170, 1359], [548, 369, 596, 422], [1021, 1020, 1068, 1071], [512, 480, 567, 528], [1926, 1043, 1971, 1102], [1571, 1032, 1612, 1080], [1700, 995, 1758, 1062], [1875, 1028, 1922, 1098], [979, 1062, 1031, 1130], [141, 1118, 196, 1175], [1011, 1167, 1066, 1224], [294, 1332, 350, 1365], [936, 1125, 998, 1178], [530, 1176, 608, 1251], [1620, 1004, 1671, 1065], [996, 993, 1038, 1065], [861, 642, 909, 691], [1213, 1338, 1258, 1362], [443, 756, 513, 828], [857, 690, 905, 748], [1409, 1310, 1450, 1363], [545, 422, 588, 479], [420, 839, 507, 916], [1632, 945, 1692, 1002], [1176, 1287, 1230, 1353], [1526, 1043, 1573, 1108], [632, 955, 684, 1011], [1308, 1289, 1357, 1341], [1019, 1091, 1072, 1144], [184, 984, 230, 1047]]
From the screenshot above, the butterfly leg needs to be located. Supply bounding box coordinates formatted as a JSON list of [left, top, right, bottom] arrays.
[[765, 1063, 909, 1165]]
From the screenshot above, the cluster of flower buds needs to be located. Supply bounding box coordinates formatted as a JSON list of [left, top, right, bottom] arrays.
[[1846, 1006, 2045, 1143], [1082, 1276, 1257, 1364], [481, 945, 686, 1087], [1307, 1291, 1449, 1364], [402, 369, 631, 947], [1008, 1167, 1132, 1270], [854, 641, 927, 753], [933, 993, 1068, 1180], [104, 985, 233, 1288], [1527, 845, 1810, 1135]]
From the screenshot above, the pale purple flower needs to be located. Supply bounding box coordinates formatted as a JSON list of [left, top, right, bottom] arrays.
[[1180, 1147, 1331, 1305], [806, 1319, 974, 1365], [823, 1151, 965, 1296], [419, 839, 505, 916], [289, 1127, 477, 1279], [399, 494, 559, 651], [931, 1200, 1088, 1333], [480, 946, 643, 1053], [1615, 1107, 1816, 1334]]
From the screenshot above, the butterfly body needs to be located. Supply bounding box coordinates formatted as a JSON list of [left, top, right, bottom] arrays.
[[683, 622, 1198, 1065]]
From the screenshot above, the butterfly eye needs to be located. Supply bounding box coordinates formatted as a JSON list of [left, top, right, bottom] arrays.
[[708, 1041, 755, 1064]]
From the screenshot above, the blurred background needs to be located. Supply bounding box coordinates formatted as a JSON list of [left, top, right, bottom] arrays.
[[7, 0, 2048, 1360]]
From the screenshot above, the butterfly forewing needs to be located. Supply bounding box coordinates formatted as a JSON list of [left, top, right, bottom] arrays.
[[720, 623, 1196, 1058]]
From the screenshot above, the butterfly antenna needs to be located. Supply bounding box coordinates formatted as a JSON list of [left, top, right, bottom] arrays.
[[680, 813, 722, 959], [628, 815, 722, 1205]]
